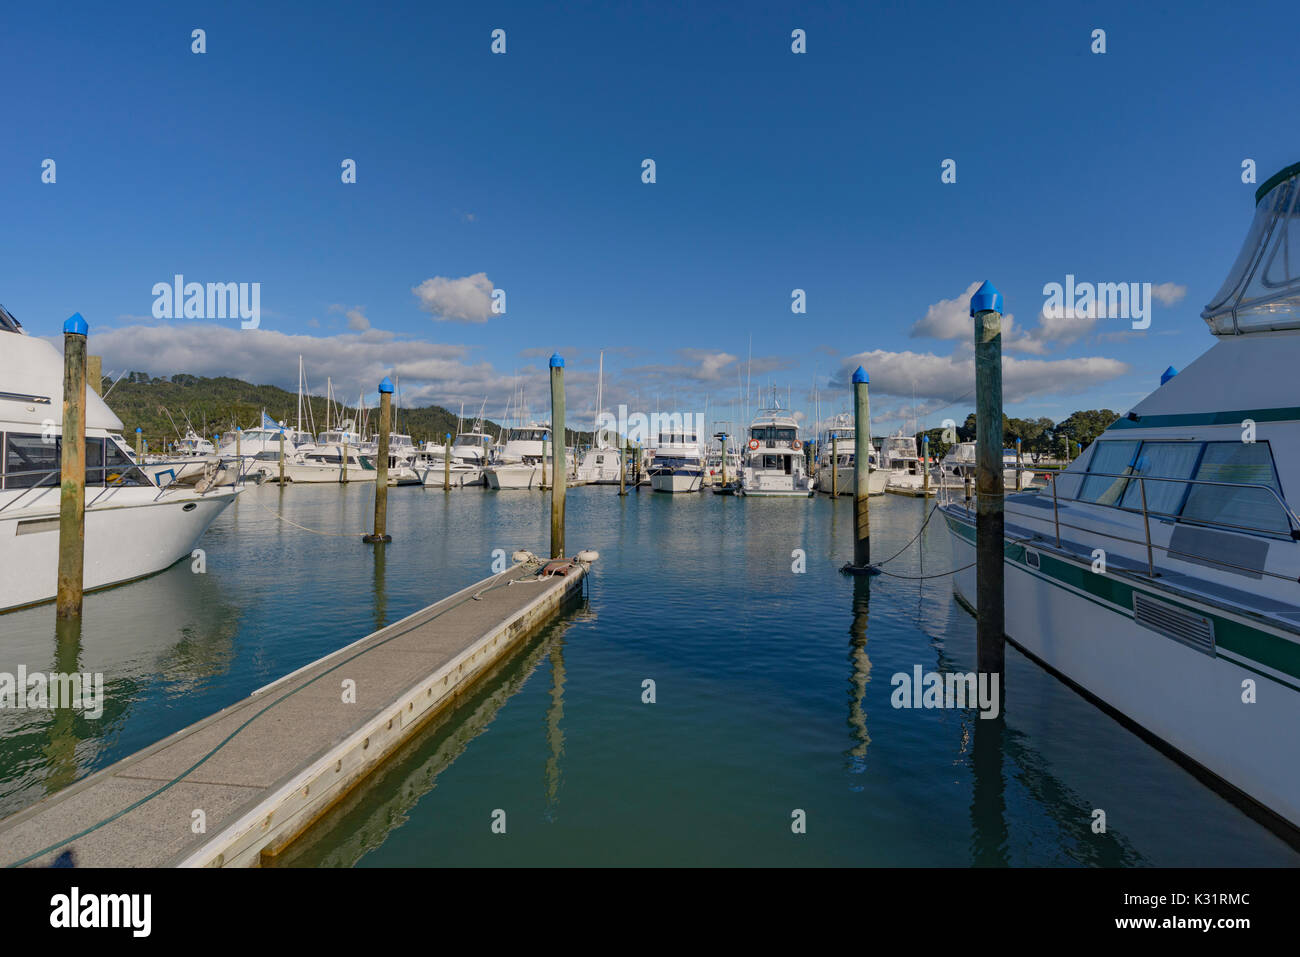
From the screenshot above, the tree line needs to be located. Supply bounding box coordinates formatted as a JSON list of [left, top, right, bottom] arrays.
[[914, 409, 1119, 461], [103, 373, 592, 451]]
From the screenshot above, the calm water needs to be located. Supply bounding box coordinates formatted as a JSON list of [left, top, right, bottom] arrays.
[[1, 482, 1296, 866]]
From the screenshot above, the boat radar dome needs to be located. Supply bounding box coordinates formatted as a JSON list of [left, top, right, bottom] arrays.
[[1203, 161, 1300, 335], [1160, 365, 1178, 385]]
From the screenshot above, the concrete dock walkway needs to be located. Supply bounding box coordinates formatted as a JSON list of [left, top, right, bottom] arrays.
[[0, 553, 592, 868]]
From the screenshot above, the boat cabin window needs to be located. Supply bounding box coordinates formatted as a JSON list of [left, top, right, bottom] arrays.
[[1182, 441, 1287, 534], [3, 433, 148, 488], [508, 429, 549, 442], [751, 426, 796, 443], [1077, 438, 1289, 536]]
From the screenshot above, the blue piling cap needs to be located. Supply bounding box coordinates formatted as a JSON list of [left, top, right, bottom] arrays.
[[445, 432, 451, 441], [236, 426, 242, 432], [63, 313, 88, 336], [135, 427, 142, 433], [1016, 437, 1022, 445], [549, 353, 565, 368], [1160, 365, 1178, 385], [378, 377, 394, 394], [851, 365, 869, 384], [969, 281, 1003, 316]]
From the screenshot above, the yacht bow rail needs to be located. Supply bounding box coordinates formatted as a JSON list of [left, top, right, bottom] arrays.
[[941, 466, 1300, 582]]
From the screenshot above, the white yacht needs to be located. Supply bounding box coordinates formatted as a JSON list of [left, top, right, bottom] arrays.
[[0, 307, 238, 612], [484, 423, 551, 490], [932, 441, 1028, 492], [815, 413, 888, 496], [942, 161, 1300, 831], [418, 428, 492, 487], [648, 425, 706, 493], [882, 431, 933, 496], [575, 446, 623, 485], [740, 407, 814, 497]]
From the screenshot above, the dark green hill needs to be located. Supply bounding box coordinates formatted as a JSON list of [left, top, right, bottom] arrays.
[[102, 372, 590, 451]]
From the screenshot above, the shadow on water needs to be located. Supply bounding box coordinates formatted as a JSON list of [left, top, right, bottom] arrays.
[[269, 596, 587, 868]]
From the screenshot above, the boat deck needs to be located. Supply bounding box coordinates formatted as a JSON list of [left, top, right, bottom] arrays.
[[0, 555, 590, 868]]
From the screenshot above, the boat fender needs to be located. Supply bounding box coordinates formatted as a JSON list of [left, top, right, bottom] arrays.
[[791, 440, 801, 450], [576, 549, 599, 563], [512, 549, 539, 564]]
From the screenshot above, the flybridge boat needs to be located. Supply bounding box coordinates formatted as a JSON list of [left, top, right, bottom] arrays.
[[931, 441, 1029, 492], [740, 407, 813, 497], [0, 306, 238, 612], [417, 426, 492, 487], [941, 162, 1300, 832], [484, 423, 552, 490], [649, 425, 706, 493], [881, 431, 933, 496], [815, 413, 887, 496]]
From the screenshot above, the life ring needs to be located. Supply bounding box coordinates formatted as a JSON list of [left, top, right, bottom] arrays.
[[748, 439, 760, 450], [791, 439, 802, 450]]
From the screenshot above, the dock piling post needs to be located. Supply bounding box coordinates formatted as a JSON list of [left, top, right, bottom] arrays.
[[364, 378, 394, 543], [972, 280, 1006, 677], [444, 433, 451, 490], [134, 427, 142, 462], [721, 434, 729, 489], [839, 366, 878, 575], [922, 434, 930, 496], [87, 355, 102, 396], [541, 438, 548, 489], [279, 432, 286, 486], [549, 354, 566, 558], [831, 434, 838, 497], [619, 437, 627, 496], [1015, 437, 1022, 491], [342, 439, 348, 484], [56, 314, 89, 620]]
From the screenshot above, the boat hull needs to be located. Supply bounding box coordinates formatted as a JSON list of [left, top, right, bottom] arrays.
[[0, 486, 238, 612], [485, 464, 543, 490], [942, 507, 1300, 831], [650, 470, 703, 493], [817, 466, 888, 496]]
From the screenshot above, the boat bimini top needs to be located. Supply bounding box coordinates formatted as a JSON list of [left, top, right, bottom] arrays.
[[1204, 162, 1300, 335]]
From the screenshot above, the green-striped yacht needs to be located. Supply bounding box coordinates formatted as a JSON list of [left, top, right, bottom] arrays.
[[942, 161, 1300, 833]]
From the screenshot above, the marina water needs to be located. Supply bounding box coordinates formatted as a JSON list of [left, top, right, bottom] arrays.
[[0, 484, 1294, 866]]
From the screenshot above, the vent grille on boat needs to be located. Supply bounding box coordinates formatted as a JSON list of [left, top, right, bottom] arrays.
[[1132, 592, 1215, 655]]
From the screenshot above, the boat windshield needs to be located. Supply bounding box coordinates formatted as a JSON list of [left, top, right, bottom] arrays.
[[455, 434, 489, 448], [752, 426, 796, 443], [1204, 162, 1300, 334], [509, 429, 549, 442]]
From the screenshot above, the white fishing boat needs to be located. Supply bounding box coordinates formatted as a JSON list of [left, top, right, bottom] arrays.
[[941, 162, 1300, 831], [0, 307, 238, 613], [882, 431, 933, 496], [931, 441, 1028, 492], [815, 413, 887, 496], [740, 406, 814, 497], [484, 423, 551, 490], [649, 425, 706, 493], [417, 429, 492, 487]]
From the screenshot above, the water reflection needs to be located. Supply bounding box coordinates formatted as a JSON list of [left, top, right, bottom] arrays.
[[0, 560, 241, 817], [845, 578, 871, 775], [543, 638, 566, 821]]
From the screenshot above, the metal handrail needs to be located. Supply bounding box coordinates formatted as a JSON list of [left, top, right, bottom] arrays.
[[939, 461, 1300, 581]]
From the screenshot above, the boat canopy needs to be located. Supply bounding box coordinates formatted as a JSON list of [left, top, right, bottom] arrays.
[[1203, 161, 1300, 335]]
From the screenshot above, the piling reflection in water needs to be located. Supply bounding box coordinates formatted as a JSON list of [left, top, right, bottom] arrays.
[[845, 578, 871, 774], [543, 638, 566, 822]]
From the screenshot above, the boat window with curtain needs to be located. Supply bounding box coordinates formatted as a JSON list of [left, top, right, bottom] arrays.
[[1077, 440, 1139, 505], [1182, 442, 1290, 535], [1119, 442, 1203, 517]]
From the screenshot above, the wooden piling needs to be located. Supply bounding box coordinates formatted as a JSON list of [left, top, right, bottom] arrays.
[[549, 354, 566, 558], [87, 355, 102, 396], [971, 281, 1005, 676], [134, 427, 142, 462], [56, 314, 89, 620], [721, 434, 729, 488], [541, 438, 548, 488], [279, 432, 286, 486], [1015, 437, 1022, 491], [831, 433, 838, 497], [342, 439, 348, 484], [365, 378, 393, 543], [619, 437, 627, 496], [850, 366, 873, 571], [922, 434, 930, 496], [443, 433, 451, 491]]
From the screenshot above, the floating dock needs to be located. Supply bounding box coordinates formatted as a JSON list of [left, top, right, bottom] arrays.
[[0, 552, 593, 868]]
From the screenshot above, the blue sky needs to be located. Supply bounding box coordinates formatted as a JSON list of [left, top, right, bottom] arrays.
[[2, 0, 1296, 435]]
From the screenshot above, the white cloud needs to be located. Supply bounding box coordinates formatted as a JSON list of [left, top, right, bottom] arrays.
[[1151, 282, 1187, 306], [834, 348, 1129, 405], [329, 303, 371, 331], [412, 272, 496, 322]]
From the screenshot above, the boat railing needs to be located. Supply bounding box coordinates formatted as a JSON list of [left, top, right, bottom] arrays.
[[942, 465, 1300, 581]]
